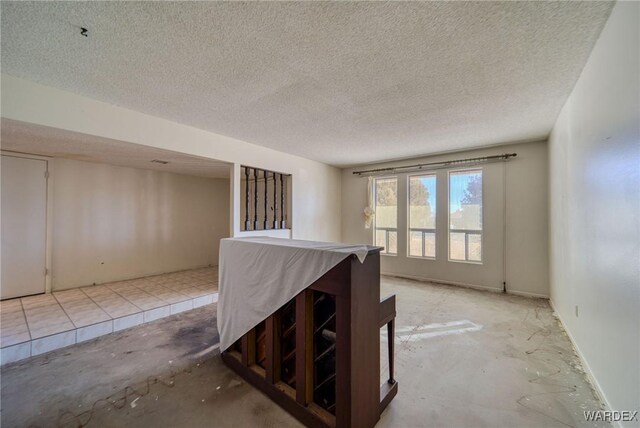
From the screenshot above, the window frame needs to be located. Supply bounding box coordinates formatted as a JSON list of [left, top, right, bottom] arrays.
[[447, 168, 484, 264], [406, 172, 437, 260], [373, 176, 398, 256]]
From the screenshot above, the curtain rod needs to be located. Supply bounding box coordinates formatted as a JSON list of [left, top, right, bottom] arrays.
[[352, 153, 517, 177]]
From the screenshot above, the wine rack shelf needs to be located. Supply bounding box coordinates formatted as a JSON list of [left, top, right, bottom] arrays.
[[221, 250, 398, 428]]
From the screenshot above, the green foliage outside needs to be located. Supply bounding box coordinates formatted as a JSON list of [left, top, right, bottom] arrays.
[[376, 177, 434, 229]]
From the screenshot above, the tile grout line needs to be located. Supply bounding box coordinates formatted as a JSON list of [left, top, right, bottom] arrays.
[[14, 298, 71, 351], [68, 290, 112, 323], [43, 293, 79, 352], [79, 285, 156, 330], [79, 286, 143, 320], [128, 280, 172, 305], [56, 288, 114, 332], [19, 298, 44, 347], [78, 287, 118, 322], [51, 291, 85, 331], [128, 280, 190, 306], [17, 298, 33, 342], [104, 284, 148, 313], [8, 299, 34, 355]]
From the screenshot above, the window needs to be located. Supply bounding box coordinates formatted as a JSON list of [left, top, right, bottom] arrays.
[[449, 170, 483, 262], [374, 177, 397, 255], [408, 174, 436, 258]]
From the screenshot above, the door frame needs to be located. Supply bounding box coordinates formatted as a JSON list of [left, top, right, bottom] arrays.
[[1, 150, 53, 295]]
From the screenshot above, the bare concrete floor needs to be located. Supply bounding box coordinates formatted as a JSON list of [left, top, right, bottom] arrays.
[[377, 277, 607, 428], [1, 277, 607, 428]]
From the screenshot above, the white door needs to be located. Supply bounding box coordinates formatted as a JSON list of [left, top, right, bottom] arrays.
[[1, 155, 48, 299]]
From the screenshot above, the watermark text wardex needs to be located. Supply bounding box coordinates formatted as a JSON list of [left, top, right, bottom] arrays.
[[584, 410, 638, 422]]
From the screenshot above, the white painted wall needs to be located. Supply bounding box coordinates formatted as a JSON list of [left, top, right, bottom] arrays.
[[549, 2, 639, 422], [50, 158, 229, 290], [0, 75, 342, 243], [342, 141, 549, 297]]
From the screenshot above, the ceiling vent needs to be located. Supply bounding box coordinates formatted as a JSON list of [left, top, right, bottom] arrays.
[[150, 159, 169, 164]]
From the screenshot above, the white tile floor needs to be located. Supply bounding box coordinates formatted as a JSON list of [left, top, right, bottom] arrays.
[[0, 267, 218, 365]]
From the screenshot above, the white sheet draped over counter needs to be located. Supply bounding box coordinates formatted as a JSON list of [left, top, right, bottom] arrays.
[[218, 237, 372, 351]]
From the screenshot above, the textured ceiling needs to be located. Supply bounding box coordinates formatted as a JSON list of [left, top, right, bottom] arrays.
[[1, 1, 613, 166], [0, 119, 231, 179]]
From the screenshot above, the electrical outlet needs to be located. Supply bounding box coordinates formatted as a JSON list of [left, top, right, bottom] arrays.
[[575, 305, 579, 317]]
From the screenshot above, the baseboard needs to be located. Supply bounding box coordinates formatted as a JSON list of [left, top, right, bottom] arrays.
[[381, 272, 548, 299], [507, 289, 549, 299], [549, 299, 620, 428], [381, 272, 503, 293], [52, 263, 217, 292]]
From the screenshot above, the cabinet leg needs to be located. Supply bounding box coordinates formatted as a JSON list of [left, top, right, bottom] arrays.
[[387, 319, 395, 384]]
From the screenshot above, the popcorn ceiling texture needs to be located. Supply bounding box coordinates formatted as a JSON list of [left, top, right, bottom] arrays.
[[1, 119, 232, 178], [1, 1, 613, 166]]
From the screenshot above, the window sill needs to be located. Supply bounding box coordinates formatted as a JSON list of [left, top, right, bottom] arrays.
[[448, 259, 483, 265], [407, 255, 436, 261]]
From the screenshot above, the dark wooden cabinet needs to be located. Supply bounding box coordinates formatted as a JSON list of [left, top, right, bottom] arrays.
[[222, 250, 397, 428]]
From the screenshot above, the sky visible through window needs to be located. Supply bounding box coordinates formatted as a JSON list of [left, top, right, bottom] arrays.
[[449, 171, 481, 213], [415, 176, 436, 208], [449, 170, 483, 261]]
